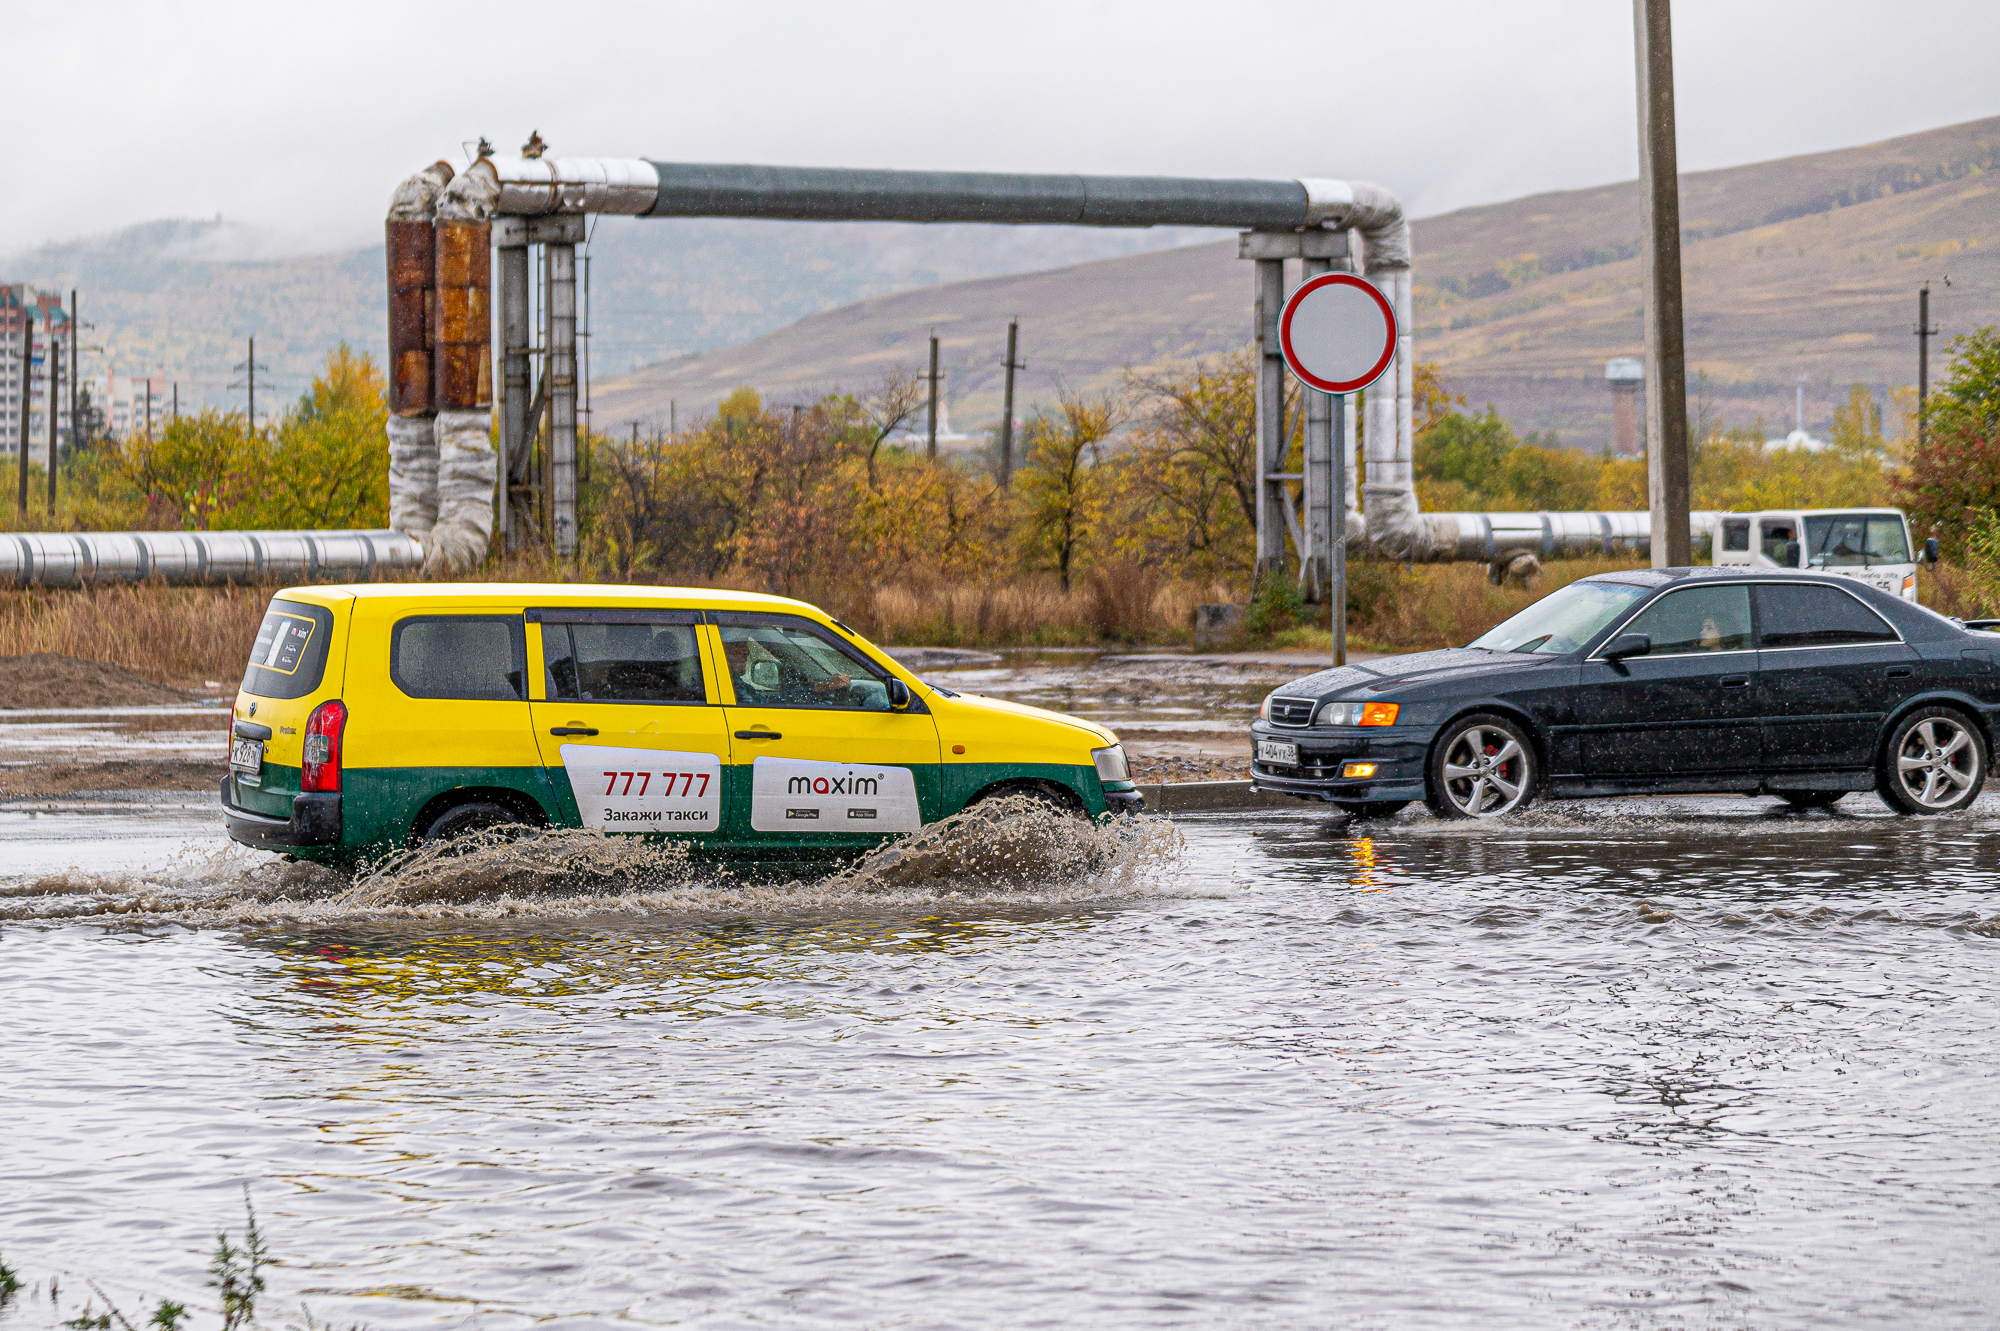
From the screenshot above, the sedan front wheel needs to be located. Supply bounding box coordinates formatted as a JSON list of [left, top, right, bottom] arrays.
[[1426, 714, 1536, 819], [1879, 706, 1987, 815]]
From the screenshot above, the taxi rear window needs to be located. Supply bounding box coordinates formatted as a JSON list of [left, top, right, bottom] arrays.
[[241, 600, 335, 700], [392, 616, 526, 701]]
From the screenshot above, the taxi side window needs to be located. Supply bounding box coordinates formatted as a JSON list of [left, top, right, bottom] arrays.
[[543, 620, 705, 704], [714, 613, 891, 711], [392, 616, 525, 701]]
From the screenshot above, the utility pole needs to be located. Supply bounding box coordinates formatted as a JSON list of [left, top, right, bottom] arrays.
[[68, 290, 77, 453], [1634, 0, 1691, 568], [172, 382, 178, 421], [47, 317, 60, 511], [1917, 286, 1931, 441], [925, 331, 941, 459], [146, 380, 154, 439], [17, 310, 30, 516], [669, 399, 677, 436], [248, 335, 256, 434], [998, 318, 1023, 484]]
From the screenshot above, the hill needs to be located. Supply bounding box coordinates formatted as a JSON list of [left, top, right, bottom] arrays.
[[595, 115, 2000, 446], [1, 217, 1218, 415]]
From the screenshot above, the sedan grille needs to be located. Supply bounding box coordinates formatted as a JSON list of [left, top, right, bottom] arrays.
[[1268, 697, 1317, 727]]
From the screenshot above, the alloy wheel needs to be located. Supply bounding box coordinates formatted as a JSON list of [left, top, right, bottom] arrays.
[[1894, 715, 1980, 811], [1438, 723, 1532, 817]]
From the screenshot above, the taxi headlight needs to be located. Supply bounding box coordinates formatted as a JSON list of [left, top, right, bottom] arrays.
[[1092, 744, 1131, 783], [1317, 701, 1399, 727]]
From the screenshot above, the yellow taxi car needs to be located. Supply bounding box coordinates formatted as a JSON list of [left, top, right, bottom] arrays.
[[220, 583, 1140, 862]]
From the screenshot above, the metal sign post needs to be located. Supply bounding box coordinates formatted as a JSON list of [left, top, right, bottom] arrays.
[[1278, 272, 1398, 667]]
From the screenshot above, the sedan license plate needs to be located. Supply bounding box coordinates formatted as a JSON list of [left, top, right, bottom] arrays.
[[1256, 739, 1299, 766], [229, 738, 265, 775]]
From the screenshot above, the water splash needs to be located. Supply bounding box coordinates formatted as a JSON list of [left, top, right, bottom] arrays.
[[1, 796, 1188, 926]]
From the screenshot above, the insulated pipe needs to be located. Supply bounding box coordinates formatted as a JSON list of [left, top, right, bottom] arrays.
[[0, 530, 423, 589], [481, 157, 1415, 259], [384, 162, 453, 541], [427, 158, 500, 575], [1397, 510, 1721, 564]]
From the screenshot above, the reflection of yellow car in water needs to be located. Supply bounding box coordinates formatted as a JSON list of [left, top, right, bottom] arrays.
[[221, 583, 1139, 862]]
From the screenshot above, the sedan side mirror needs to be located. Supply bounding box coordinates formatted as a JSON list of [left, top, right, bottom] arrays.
[[886, 677, 911, 708], [1784, 539, 1802, 568], [1925, 536, 1941, 565], [1601, 633, 1652, 662]]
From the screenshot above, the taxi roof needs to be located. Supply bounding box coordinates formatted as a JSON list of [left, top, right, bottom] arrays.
[[274, 582, 824, 615]]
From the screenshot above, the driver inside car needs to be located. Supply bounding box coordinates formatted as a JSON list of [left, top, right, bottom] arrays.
[[723, 634, 856, 705]]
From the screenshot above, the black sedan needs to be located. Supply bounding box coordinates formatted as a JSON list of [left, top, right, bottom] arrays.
[[1249, 568, 2000, 818]]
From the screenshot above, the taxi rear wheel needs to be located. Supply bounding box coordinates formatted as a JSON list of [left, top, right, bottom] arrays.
[[422, 800, 530, 846]]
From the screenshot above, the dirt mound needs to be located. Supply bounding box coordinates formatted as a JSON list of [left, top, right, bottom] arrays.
[[0, 654, 203, 709]]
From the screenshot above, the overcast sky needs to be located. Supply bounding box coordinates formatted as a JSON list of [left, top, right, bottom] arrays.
[[7, 0, 1997, 255]]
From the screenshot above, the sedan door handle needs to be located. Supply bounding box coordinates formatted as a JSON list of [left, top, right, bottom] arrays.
[[1719, 676, 1750, 687], [549, 726, 599, 736], [734, 730, 782, 740], [1886, 666, 1914, 678]]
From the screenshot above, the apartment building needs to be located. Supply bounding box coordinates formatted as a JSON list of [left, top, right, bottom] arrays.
[[0, 285, 74, 458]]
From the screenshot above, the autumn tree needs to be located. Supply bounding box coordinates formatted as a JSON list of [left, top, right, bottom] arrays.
[[1018, 387, 1122, 589]]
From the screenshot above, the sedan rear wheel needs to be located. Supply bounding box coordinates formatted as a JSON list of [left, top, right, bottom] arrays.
[[1879, 707, 1987, 815], [1426, 714, 1536, 819]]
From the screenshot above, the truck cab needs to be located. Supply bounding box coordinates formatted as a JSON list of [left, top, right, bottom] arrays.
[[1712, 508, 1925, 601]]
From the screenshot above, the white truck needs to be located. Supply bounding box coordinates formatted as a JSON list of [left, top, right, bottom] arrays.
[[1711, 508, 1938, 602]]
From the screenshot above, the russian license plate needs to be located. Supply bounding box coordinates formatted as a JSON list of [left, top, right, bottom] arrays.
[[1256, 739, 1299, 766], [229, 738, 264, 775]]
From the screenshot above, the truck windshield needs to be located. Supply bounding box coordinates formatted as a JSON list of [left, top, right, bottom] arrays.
[[1804, 514, 1910, 567], [1469, 580, 1650, 655]]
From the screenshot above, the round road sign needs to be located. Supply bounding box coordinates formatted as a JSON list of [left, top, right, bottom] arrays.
[[1278, 272, 1397, 394]]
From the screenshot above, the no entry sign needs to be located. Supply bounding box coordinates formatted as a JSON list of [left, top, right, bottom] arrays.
[[1278, 272, 1397, 394]]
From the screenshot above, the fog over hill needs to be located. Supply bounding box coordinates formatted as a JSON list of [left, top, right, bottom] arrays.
[[597, 114, 2000, 447], [0, 217, 1219, 415]]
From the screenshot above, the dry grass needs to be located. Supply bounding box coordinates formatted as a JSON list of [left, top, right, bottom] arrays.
[[858, 571, 1235, 647], [0, 583, 271, 685]]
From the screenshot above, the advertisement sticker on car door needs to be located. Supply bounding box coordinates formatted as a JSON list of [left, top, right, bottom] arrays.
[[560, 744, 722, 831], [749, 755, 922, 832]]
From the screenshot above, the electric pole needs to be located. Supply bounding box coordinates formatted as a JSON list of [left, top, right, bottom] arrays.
[[68, 290, 77, 454], [231, 337, 268, 435], [1916, 282, 1939, 450], [926, 331, 941, 459], [16, 310, 30, 517], [999, 318, 1024, 484], [1634, 0, 1691, 568], [146, 380, 154, 439], [47, 313, 59, 511]]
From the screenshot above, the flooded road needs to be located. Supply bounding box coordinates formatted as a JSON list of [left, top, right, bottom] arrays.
[[5, 790, 2000, 1328]]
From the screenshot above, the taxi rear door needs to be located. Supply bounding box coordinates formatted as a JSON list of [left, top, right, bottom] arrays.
[[526, 609, 731, 840], [710, 611, 941, 842]]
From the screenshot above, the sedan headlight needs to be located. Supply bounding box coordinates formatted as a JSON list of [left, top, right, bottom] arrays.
[[1258, 692, 1274, 721], [1316, 701, 1400, 727], [1092, 744, 1131, 783]]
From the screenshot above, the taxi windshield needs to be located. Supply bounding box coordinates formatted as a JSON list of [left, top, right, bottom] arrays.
[[1469, 580, 1651, 655]]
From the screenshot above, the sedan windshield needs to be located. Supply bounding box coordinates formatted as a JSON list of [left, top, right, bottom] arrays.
[[1469, 580, 1651, 655]]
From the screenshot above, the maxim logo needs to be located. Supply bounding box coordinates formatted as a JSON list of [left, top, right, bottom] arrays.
[[787, 773, 880, 796]]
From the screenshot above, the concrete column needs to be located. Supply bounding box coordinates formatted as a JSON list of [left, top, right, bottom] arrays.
[[545, 240, 578, 558], [1253, 255, 1287, 584], [494, 237, 531, 545], [1301, 254, 1334, 604]]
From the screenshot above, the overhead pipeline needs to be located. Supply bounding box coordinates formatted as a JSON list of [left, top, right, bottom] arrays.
[[0, 530, 424, 589]]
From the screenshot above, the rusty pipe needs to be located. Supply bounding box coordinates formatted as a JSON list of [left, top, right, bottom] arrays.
[[385, 161, 453, 417]]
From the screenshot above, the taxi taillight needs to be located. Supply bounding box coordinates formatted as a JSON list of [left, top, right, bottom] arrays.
[[301, 700, 346, 792]]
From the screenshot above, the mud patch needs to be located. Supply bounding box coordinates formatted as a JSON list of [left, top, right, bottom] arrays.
[[0, 654, 203, 709], [0, 759, 228, 798]]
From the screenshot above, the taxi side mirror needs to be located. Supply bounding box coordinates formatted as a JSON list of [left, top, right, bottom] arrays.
[[1784, 539, 1802, 568], [886, 677, 911, 709], [1925, 537, 1941, 565], [1601, 633, 1652, 662]]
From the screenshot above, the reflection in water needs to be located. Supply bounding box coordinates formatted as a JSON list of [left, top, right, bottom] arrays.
[[5, 797, 2000, 1327]]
